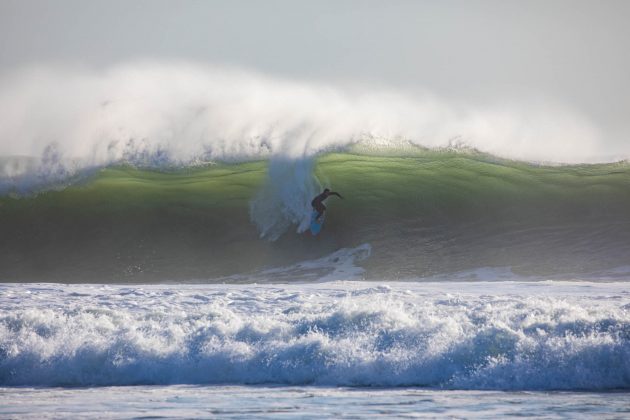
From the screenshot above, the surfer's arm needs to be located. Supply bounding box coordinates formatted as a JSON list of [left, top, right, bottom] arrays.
[[330, 192, 343, 199]]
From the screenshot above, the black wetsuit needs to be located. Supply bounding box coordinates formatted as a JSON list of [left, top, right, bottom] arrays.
[[311, 190, 342, 219], [311, 192, 328, 218]]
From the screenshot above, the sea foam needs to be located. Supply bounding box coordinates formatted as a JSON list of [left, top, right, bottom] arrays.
[[1, 281, 628, 390]]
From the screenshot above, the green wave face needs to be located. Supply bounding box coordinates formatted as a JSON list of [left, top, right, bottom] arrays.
[[2, 151, 630, 282]]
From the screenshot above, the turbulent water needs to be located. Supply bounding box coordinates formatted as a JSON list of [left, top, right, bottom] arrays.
[[1, 282, 629, 390], [2, 149, 630, 282]]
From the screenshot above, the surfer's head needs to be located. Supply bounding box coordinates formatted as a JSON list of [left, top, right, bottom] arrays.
[[323, 188, 330, 194]]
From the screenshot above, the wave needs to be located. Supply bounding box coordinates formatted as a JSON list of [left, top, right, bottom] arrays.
[[2, 150, 630, 282], [1, 282, 629, 390]]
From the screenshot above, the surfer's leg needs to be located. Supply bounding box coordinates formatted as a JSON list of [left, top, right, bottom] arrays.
[[313, 203, 325, 221], [316, 204, 326, 221]]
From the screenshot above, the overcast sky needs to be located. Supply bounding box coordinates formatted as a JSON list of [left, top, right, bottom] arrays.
[[1, 0, 629, 151]]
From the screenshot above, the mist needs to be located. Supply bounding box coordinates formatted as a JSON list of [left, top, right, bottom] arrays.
[[1, 1, 629, 161], [0, 60, 614, 159]]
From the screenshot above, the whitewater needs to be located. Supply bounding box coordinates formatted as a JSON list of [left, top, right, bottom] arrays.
[[2, 280, 629, 417], [1, 281, 629, 389]]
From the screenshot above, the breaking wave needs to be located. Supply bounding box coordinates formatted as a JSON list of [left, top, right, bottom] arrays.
[[0, 61, 621, 197], [2, 63, 630, 282], [2, 150, 630, 282], [1, 282, 629, 390]]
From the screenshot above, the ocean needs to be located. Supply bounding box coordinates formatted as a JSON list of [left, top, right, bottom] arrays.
[[1, 148, 629, 417]]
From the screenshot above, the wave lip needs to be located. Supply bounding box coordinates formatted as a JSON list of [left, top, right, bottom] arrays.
[[0, 61, 621, 196], [1, 282, 629, 390]]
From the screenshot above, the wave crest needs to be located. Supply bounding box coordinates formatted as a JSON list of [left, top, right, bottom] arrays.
[[0, 61, 614, 195]]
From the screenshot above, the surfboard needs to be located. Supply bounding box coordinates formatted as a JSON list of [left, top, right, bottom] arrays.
[[310, 210, 325, 235]]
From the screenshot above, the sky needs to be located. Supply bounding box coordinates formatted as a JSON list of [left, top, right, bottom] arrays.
[[1, 0, 629, 162]]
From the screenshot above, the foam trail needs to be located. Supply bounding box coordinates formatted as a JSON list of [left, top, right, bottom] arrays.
[[1, 282, 629, 389], [223, 244, 372, 282]]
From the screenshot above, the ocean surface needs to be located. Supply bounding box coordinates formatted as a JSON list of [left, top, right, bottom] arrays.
[[1, 281, 629, 418], [2, 386, 630, 419], [2, 148, 630, 417], [3, 149, 630, 282]]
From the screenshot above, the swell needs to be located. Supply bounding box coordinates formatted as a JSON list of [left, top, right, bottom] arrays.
[[2, 150, 630, 282]]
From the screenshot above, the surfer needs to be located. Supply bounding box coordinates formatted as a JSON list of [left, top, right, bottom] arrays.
[[311, 188, 343, 221]]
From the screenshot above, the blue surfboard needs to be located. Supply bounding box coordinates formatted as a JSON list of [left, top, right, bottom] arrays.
[[310, 210, 325, 235]]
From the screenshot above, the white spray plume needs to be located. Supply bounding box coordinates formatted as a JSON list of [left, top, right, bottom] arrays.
[[0, 61, 608, 166], [0, 61, 613, 237]]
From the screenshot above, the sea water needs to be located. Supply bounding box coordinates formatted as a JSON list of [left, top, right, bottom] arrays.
[[2, 386, 630, 419], [1, 281, 629, 418], [3, 61, 630, 418], [2, 145, 630, 417]]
